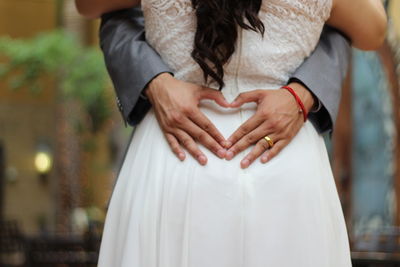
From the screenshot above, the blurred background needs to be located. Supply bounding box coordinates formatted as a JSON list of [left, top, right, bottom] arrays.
[[0, 0, 399, 266]]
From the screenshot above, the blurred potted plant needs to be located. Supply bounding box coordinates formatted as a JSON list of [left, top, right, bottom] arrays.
[[0, 30, 113, 232], [0, 30, 111, 134]]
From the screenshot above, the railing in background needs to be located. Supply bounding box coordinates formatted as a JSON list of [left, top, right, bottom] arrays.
[[0, 142, 5, 222], [0, 220, 101, 267]]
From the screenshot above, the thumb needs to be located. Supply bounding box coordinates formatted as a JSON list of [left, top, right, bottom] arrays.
[[198, 87, 230, 108], [230, 90, 262, 108]]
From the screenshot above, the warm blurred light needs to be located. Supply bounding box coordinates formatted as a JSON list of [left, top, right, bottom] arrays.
[[34, 151, 52, 174]]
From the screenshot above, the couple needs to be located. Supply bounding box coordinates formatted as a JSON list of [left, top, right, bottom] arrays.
[[76, 0, 386, 266]]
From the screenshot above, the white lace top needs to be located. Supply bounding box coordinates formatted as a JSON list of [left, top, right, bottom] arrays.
[[142, 0, 332, 93]]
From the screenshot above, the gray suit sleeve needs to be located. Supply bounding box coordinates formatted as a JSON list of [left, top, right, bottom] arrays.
[[289, 26, 351, 134], [99, 8, 173, 127]]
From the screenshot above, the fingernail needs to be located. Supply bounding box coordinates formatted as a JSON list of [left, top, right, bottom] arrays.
[[178, 153, 185, 161], [241, 159, 250, 168], [198, 155, 207, 165], [217, 149, 226, 158], [261, 155, 268, 163], [226, 151, 234, 160], [230, 101, 237, 106]]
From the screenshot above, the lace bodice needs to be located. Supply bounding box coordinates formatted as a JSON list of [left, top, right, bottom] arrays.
[[142, 0, 332, 93]]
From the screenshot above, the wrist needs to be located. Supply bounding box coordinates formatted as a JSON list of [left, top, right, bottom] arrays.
[[146, 72, 174, 99], [286, 82, 315, 113]]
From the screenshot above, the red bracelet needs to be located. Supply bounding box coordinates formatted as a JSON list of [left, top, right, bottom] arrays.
[[281, 86, 308, 122]]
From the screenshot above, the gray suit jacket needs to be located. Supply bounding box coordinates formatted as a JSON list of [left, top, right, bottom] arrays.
[[99, 7, 350, 134]]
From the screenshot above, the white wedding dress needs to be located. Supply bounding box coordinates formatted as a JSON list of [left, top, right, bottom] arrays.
[[98, 0, 352, 266]]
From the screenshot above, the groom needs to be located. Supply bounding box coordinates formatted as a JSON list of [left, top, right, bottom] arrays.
[[99, 7, 350, 166]]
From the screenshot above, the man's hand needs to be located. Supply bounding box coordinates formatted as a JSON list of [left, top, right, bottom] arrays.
[[146, 73, 230, 165], [225, 83, 316, 169]]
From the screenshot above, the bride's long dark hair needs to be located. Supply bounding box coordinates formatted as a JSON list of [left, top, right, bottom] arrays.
[[191, 0, 265, 89]]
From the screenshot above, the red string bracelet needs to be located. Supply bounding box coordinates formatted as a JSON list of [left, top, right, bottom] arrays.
[[281, 86, 308, 122]]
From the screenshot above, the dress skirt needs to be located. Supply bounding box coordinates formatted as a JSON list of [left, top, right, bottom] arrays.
[[97, 89, 352, 267]]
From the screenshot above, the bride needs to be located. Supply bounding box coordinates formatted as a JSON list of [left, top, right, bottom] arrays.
[[77, 0, 386, 266]]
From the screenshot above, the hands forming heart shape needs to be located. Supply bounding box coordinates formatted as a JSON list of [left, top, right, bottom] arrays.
[[146, 73, 315, 169]]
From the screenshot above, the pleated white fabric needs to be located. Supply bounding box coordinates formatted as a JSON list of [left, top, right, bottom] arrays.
[[98, 0, 352, 266], [98, 95, 352, 267]]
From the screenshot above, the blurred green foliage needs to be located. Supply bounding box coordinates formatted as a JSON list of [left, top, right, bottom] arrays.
[[0, 30, 111, 134]]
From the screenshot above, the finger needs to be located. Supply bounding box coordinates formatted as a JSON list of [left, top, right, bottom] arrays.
[[226, 125, 272, 161], [259, 119, 303, 163], [181, 116, 227, 158], [226, 115, 266, 152], [260, 139, 287, 163], [230, 90, 262, 108], [188, 108, 229, 148], [240, 136, 273, 169], [165, 133, 186, 161], [198, 87, 230, 107], [174, 129, 208, 165]]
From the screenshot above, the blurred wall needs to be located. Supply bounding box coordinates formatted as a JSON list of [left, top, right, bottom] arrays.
[[0, 0, 57, 234], [390, 0, 400, 36], [0, 0, 121, 234]]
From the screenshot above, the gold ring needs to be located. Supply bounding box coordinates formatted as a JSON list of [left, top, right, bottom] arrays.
[[263, 135, 274, 148]]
